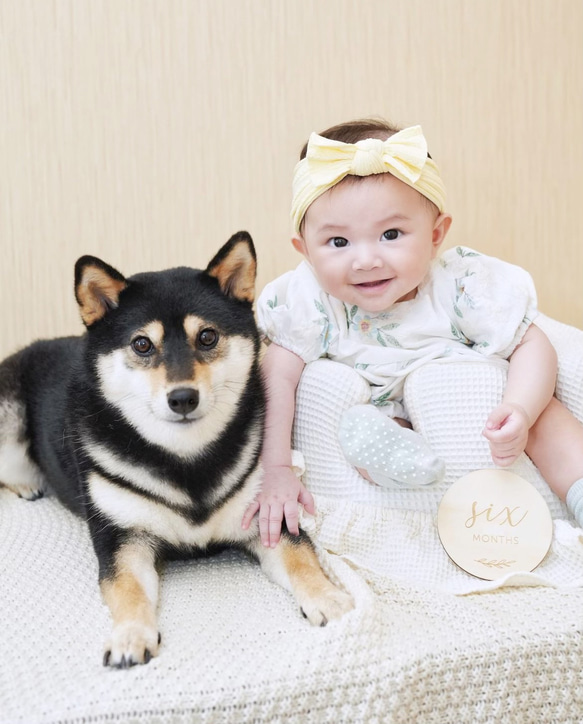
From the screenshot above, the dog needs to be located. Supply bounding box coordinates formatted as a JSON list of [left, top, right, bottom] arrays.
[[0, 231, 353, 668]]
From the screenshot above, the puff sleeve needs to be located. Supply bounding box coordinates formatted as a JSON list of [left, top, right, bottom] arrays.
[[256, 261, 340, 363], [441, 247, 538, 359]]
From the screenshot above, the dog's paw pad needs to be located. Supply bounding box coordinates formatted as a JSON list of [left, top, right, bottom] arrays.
[[103, 622, 160, 668]]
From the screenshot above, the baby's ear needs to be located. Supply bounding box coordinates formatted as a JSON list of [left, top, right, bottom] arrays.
[[206, 231, 257, 303], [291, 235, 309, 258], [432, 213, 453, 253], [74, 256, 127, 327]]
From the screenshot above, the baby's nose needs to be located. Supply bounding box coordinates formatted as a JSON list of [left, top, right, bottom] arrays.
[[352, 246, 383, 271]]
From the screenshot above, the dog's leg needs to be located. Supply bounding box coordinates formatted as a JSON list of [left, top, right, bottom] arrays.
[[250, 531, 354, 626], [0, 402, 46, 501], [99, 539, 161, 668]]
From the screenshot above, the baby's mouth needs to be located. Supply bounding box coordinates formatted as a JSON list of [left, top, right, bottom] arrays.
[[355, 279, 391, 288]]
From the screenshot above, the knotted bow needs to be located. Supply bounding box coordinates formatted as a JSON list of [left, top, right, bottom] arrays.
[[307, 125, 428, 186], [291, 125, 446, 233]]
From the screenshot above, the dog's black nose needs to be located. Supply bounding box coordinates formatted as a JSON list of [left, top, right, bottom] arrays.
[[167, 388, 199, 416]]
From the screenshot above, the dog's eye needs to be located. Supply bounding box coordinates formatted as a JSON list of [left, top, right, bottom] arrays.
[[198, 328, 218, 349], [132, 336, 154, 356]]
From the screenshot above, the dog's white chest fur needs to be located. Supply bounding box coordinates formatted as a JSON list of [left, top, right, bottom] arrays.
[[88, 464, 263, 548]]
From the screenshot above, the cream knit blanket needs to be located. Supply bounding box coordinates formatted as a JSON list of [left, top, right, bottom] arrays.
[[2, 314, 583, 723]]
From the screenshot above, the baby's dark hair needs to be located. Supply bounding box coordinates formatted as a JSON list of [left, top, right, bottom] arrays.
[[299, 118, 401, 160]]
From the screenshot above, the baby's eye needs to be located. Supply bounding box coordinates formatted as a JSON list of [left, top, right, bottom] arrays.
[[382, 229, 400, 241], [328, 237, 349, 248]]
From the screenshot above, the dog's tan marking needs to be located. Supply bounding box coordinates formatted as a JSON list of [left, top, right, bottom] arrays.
[[183, 315, 224, 355], [207, 241, 256, 303], [145, 361, 169, 395], [101, 541, 160, 667], [124, 322, 165, 372], [254, 539, 355, 627], [123, 322, 168, 393], [140, 321, 165, 350], [183, 314, 203, 343], [280, 542, 325, 592], [182, 315, 223, 388], [102, 571, 152, 625], [76, 267, 127, 326], [193, 358, 211, 389]]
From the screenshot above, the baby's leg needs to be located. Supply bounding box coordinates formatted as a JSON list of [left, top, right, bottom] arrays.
[[338, 404, 445, 488], [526, 397, 583, 524]]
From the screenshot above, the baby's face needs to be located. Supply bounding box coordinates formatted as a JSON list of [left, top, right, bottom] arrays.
[[295, 174, 450, 313]]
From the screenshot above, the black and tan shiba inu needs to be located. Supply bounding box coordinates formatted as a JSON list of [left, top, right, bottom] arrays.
[[0, 232, 353, 668]]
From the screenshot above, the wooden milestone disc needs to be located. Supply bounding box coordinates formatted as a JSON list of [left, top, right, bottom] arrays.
[[437, 469, 553, 580]]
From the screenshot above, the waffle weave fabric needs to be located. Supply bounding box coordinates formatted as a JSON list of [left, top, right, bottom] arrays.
[[2, 314, 583, 723]]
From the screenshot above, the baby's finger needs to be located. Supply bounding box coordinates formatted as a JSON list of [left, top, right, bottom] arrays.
[[492, 452, 519, 467], [268, 503, 284, 548], [490, 432, 523, 450], [241, 500, 260, 529], [486, 437, 511, 454], [283, 500, 300, 536], [298, 486, 316, 515], [485, 405, 511, 431], [489, 438, 523, 464], [483, 425, 518, 445], [258, 504, 272, 546]]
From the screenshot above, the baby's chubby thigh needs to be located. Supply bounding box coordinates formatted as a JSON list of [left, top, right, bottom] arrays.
[[337, 403, 445, 488]]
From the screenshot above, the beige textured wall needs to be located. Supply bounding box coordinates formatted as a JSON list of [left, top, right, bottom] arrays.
[[1, 0, 581, 359]]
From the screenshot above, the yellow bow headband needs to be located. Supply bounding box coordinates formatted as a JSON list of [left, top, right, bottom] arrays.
[[291, 125, 446, 233]]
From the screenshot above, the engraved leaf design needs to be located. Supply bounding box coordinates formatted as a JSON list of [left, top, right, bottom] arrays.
[[475, 558, 515, 569]]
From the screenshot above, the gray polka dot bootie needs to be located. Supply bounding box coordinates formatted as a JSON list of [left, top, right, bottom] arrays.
[[338, 404, 445, 488]]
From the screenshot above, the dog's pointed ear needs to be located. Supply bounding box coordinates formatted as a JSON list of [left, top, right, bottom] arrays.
[[74, 256, 127, 327], [206, 231, 257, 303]]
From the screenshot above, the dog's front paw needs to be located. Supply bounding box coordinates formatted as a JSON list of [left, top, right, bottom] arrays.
[[1, 480, 45, 501], [300, 584, 354, 627], [103, 622, 161, 668]]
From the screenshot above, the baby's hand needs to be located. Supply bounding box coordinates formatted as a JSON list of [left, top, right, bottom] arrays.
[[482, 403, 530, 467], [241, 464, 315, 548]]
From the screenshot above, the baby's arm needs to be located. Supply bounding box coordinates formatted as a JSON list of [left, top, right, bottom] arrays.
[[483, 323, 557, 466], [241, 343, 314, 547]]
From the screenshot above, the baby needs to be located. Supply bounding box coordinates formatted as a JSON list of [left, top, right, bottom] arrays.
[[242, 118, 583, 547]]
